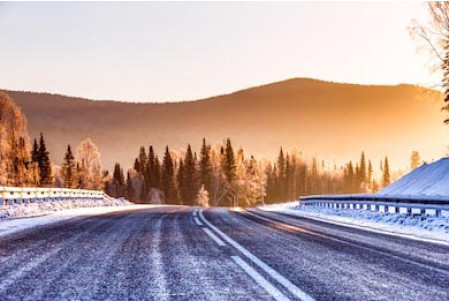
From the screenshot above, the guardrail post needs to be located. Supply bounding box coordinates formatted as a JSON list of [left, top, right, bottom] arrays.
[[420, 208, 426, 216], [405, 207, 412, 215], [374, 204, 379, 212], [435, 209, 442, 217]]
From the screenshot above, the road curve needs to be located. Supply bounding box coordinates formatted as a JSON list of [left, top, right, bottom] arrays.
[[0, 206, 447, 300]]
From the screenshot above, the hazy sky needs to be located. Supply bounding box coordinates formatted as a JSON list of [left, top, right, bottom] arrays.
[[0, 1, 433, 102]]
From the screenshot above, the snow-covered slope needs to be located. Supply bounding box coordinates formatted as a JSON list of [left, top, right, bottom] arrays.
[[378, 158, 449, 197]]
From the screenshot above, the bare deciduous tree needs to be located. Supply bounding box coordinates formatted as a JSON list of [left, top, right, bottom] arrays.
[[410, 1, 449, 124]]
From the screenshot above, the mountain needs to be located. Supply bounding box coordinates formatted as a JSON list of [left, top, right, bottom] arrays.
[[1, 78, 447, 170]]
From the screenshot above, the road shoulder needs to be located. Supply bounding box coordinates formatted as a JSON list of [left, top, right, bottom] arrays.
[[257, 204, 449, 246], [0, 204, 168, 239]]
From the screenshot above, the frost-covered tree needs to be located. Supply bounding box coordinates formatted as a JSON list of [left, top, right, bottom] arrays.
[[210, 144, 229, 206], [410, 151, 421, 170], [197, 185, 209, 207], [0, 92, 32, 186], [233, 148, 249, 207], [75, 138, 102, 190]]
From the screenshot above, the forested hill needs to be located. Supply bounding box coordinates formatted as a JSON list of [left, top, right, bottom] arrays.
[[2, 78, 446, 169]]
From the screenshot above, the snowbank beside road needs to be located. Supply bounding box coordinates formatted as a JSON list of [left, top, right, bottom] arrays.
[[0, 196, 131, 220], [259, 202, 449, 244], [0, 202, 165, 239], [379, 157, 449, 197]]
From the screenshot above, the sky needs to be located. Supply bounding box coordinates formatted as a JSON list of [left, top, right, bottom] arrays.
[[0, 1, 435, 102]]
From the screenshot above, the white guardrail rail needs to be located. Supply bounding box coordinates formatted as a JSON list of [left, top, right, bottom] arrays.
[[299, 194, 449, 217], [0, 186, 104, 207]]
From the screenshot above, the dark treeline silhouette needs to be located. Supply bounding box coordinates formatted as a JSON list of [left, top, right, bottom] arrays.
[[105, 138, 394, 207]]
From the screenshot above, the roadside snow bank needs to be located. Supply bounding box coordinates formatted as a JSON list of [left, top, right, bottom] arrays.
[[259, 202, 449, 244], [0, 196, 131, 220], [379, 157, 449, 197], [0, 202, 166, 238]]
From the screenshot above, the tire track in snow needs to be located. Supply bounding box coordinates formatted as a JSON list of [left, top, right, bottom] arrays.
[[23, 212, 135, 300], [149, 215, 170, 300]]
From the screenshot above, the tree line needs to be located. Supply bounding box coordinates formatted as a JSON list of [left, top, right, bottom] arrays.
[[0, 92, 104, 190], [105, 138, 416, 206]]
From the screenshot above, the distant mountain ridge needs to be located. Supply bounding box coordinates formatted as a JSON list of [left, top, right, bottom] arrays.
[[1, 78, 446, 170]]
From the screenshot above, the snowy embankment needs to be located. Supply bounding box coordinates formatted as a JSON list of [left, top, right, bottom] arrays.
[[259, 202, 449, 243], [260, 158, 449, 244], [0, 197, 167, 238], [379, 157, 449, 197], [0, 196, 131, 220]]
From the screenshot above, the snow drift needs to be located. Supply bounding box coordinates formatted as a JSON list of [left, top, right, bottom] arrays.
[[378, 157, 449, 198]]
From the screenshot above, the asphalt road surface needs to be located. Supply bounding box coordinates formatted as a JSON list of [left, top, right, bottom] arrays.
[[0, 206, 448, 300]]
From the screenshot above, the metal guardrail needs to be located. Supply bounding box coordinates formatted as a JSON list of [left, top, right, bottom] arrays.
[[0, 186, 104, 207], [299, 194, 449, 217]]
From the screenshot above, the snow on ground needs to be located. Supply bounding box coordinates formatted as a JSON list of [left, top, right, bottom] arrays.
[[0, 196, 168, 238], [259, 202, 449, 244], [379, 157, 449, 197], [0, 196, 131, 220]]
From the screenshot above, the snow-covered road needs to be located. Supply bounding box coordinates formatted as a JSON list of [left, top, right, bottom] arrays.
[[0, 206, 448, 300]]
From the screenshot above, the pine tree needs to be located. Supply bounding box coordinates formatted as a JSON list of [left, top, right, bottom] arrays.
[[276, 148, 285, 200], [359, 152, 366, 185], [146, 146, 158, 189], [221, 138, 236, 184], [177, 158, 185, 204], [346, 161, 354, 193], [62, 145, 77, 188], [381, 156, 391, 188], [286, 154, 292, 201], [125, 171, 135, 202], [367, 160, 373, 192], [183, 145, 198, 205], [111, 163, 125, 197], [31, 138, 39, 163], [154, 156, 162, 189], [133, 158, 140, 172], [199, 138, 213, 194], [37, 133, 52, 187], [310, 157, 318, 194], [137, 146, 147, 174], [162, 146, 177, 204]]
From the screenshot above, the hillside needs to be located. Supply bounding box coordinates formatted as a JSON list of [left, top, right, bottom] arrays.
[[1, 78, 446, 170], [378, 157, 449, 197]]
